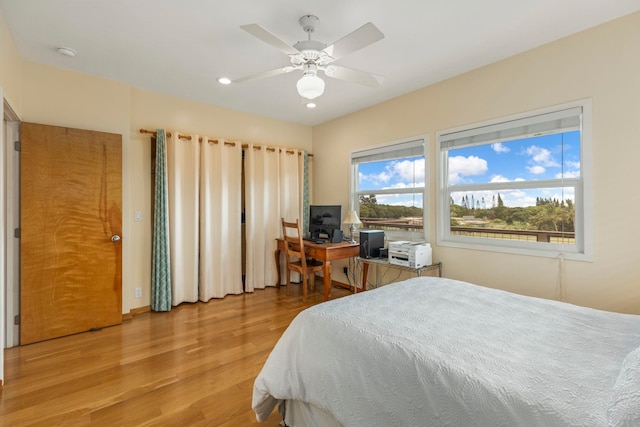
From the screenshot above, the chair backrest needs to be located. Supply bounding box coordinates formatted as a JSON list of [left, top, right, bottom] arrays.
[[281, 218, 306, 268]]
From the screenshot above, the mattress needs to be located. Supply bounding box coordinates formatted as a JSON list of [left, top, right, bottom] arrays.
[[253, 277, 640, 426]]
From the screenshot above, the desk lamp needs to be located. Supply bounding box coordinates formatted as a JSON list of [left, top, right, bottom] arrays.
[[343, 211, 362, 243]]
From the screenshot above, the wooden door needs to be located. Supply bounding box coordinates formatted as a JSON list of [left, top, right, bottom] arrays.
[[20, 123, 122, 345]]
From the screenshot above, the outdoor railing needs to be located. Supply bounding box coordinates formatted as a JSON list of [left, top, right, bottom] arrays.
[[450, 226, 575, 244], [361, 218, 422, 231], [361, 218, 575, 244]]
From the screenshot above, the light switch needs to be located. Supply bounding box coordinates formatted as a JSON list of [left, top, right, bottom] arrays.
[[134, 210, 143, 222]]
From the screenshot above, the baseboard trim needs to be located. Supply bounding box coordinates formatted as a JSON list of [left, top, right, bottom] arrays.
[[332, 280, 354, 292], [122, 305, 151, 321]]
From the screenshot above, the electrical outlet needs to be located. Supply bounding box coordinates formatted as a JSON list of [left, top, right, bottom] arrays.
[[134, 287, 142, 298]]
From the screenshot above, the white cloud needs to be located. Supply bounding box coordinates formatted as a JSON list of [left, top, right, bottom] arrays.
[[448, 155, 488, 184], [555, 170, 580, 179], [528, 165, 546, 175], [360, 158, 425, 189], [555, 188, 575, 202], [526, 145, 560, 167], [359, 170, 393, 186], [383, 181, 426, 190], [566, 160, 580, 169], [453, 188, 543, 208], [490, 175, 510, 183], [539, 188, 575, 203], [392, 158, 425, 183], [492, 142, 510, 153]]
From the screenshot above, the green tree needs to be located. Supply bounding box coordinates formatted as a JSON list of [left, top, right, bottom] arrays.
[[359, 194, 377, 218], [360, 194, 377, 205]]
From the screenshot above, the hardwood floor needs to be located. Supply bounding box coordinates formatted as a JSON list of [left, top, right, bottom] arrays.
[[0, 283, 352, 426]]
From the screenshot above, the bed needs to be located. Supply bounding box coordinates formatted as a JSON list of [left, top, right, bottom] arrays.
[[252, 276, 640, 426]]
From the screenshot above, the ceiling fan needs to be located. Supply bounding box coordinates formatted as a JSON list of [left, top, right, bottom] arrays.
[[232, 15, 385, 100]]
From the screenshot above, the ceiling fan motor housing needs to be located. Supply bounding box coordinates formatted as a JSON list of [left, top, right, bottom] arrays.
[[299, 15, 320, 33], [292, 40, 331, 65], [293, 15, 331, 66]]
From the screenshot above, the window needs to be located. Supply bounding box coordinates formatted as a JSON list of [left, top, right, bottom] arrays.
[[351, 137, 427, 241], [436, 100, 592, 260]]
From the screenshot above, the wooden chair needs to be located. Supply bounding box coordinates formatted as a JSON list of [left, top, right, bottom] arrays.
[[281, 218, 324, 302]]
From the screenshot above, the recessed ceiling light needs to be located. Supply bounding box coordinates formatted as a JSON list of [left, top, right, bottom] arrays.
[[56, 47, 77, 57], [217, 77, 232, 85], [305, 102, 317, 109]]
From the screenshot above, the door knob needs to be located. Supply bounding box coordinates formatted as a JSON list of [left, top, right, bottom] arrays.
[[111, 235, 121, 242]]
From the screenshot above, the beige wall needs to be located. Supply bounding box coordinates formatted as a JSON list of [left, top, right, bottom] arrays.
[[0, 10, 22, 114], [2, 20, 311, 312], [2, 9, 639, 315], [313, 12, 640, 313]]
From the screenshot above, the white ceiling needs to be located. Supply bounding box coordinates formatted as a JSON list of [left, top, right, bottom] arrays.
[[1, 0, 639, 126]]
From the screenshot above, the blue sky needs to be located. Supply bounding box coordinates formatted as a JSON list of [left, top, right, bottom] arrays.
[[448, 131, 580, 185], [358, 131, 580, 209], [358, 156, 425, 208]]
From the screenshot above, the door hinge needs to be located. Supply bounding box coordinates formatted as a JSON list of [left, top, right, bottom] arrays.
[[14, 315, 20, 326], [14, 140, 20, 151], [14, 228, 20, 238]]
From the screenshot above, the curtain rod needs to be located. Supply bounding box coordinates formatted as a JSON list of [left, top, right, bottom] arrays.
[[139, 128, 312, 157]]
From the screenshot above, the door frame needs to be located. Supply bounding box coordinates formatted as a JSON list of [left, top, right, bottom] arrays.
[[3, 97, 20, 350]]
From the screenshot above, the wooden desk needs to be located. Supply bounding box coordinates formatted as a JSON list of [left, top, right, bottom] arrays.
[[275, 239, 360, 301]]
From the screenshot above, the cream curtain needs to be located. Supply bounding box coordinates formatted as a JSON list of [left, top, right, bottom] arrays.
[[244, 145, 281, 292], [164, 134, 243, 304], [166, 132, 200, 304], [280, 149, 301, 225], [278, 149, 302, 285], [155, 131, 307, 301], [199, 139, 243, 300], [245, 147, 305, 290]]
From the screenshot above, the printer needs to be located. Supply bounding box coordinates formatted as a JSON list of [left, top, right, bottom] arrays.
[[388, 241, 432, 268]]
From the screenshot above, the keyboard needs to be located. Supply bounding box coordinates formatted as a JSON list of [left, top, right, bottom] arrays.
[[303, 237, 326, 244]]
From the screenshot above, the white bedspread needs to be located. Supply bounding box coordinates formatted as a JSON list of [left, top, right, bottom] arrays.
[[253, 277, 640, 426]]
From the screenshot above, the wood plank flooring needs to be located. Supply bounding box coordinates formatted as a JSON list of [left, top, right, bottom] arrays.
[[0, 283, 351, 426]]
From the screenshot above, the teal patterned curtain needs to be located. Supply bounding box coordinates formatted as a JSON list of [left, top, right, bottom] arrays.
[[151, 129, 172, 311], [302, 151, 310, 233]]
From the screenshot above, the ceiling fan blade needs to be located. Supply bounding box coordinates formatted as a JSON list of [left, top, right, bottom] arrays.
[[232, 66, 296, 84], [240, 24, 300, 56], [323, 65, 383, 88], [323, 22, 384, 61]]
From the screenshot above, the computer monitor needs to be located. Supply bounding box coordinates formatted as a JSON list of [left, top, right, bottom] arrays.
[[308, 205, 342, 239]]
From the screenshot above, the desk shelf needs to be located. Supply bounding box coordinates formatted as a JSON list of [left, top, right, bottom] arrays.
[[356, 257, 442, 291]]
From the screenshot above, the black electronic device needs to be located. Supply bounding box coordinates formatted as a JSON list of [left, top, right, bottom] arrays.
[[331, 228, 343, 243], [379, 247, 388, 259], [309, 205, 342, 239], [360, 230, 384, 258]]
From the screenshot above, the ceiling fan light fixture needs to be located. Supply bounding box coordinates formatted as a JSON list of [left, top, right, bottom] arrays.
[[297, 74, 325, 99]]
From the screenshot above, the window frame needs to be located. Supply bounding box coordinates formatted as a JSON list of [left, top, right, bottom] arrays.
[[436, 99, 593, 261], [350, 136, 429, 242]]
